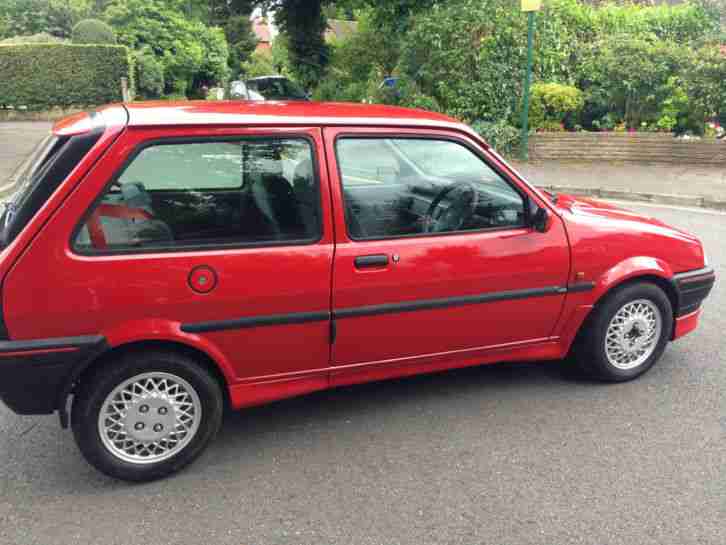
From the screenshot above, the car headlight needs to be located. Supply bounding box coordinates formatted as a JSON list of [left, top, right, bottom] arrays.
[[703, 245, 709, 267]]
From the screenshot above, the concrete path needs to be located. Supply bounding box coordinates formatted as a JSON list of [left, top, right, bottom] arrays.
[[511, 160, 726, 202], [0, 122, 52, 186]]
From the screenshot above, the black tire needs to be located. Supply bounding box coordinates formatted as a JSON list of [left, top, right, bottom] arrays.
[[573, 282, 673, 382], [71, 350, 224, 482]]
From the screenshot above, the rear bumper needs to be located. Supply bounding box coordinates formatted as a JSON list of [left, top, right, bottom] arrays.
[[672, 266, 716, 317], [0, 335, 106, 415]]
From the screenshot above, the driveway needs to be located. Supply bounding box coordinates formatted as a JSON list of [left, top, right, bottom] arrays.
[[0, 201, 723, 545]]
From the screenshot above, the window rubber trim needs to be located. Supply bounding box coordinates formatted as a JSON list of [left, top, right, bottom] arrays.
[[332, 132, 533, 243], [69, 133, 326, 256]]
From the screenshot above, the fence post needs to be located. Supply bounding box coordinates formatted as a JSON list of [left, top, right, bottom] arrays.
[[121, 77, 130, 102]]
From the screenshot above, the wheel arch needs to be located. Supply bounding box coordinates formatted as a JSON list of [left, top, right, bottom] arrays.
[[592, 273, 678, 320], [58, 339, 231, 428]]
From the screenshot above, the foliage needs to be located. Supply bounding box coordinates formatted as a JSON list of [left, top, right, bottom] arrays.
[[104, 0, 228, 96], [134, 47, 164, 98], [576, 34, 689, 129], [0, 43, 132, 109], [270, 0, 330, 91], [240, 50, 276, 78], [224, 15, 257, 78], [0, 33, 67, 44], [529, 83, 584, 130], [196, 26, 230, 86], [0, 0, 92, 39], [471, 120, 521, 156], [72, 19, 116, 44], [683, 43, 726, 130], [312, 9, 382, 102]]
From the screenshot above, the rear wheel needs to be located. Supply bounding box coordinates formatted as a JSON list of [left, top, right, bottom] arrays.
[[573, 282, 673, 381], [72, 351, 224, 482]]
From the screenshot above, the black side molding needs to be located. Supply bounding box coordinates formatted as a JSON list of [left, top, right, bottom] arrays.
[[672, 266, 715, 317], [181, 311, 330, 334], [180, 284, 591, 334], [567, 282, 596, 293], [334, 286, 564, 320]]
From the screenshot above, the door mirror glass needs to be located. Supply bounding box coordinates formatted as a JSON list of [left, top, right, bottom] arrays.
[[531, 203, 549, 233]]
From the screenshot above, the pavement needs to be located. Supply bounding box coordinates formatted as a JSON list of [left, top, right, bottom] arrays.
[[510, 160, 726, 211], [0, 122, 51, 190], [0, 201, 724, 545]]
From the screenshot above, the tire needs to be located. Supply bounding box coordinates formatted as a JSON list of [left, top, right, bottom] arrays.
[[573, 282, 673, 382], [71, 350, 224, 482]]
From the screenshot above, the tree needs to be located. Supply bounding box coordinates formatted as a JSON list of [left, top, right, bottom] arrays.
[[264, 0, 331, 90], [224, 15, 257, 78], [104, 0, 228, 95], [0, 0, 92, 39]]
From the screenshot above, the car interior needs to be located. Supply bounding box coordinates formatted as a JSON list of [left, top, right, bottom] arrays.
[[74, 137, 525, 251]]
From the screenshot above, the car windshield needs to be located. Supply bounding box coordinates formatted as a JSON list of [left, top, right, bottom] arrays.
[[246, 78, 307, 100]]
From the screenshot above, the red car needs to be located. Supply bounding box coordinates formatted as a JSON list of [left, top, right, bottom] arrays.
[[0, 102, 714, 481]]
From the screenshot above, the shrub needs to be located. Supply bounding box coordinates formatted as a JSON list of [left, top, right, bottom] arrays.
[[72, 19, 116, 44], [471, 120, 521, 157], [529, 83, 584, 130], [0, 43, 132, 109], [240, 50, 276, 79], [135, 48, 164, 98], [576, 34, 688, 128]]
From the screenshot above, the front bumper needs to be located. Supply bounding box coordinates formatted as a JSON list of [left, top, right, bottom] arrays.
[[0, 335, 106, 415], [672, 267, 716, 317]]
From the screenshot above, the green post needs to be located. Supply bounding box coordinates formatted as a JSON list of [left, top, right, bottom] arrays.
[[520, 10, 536, 161]]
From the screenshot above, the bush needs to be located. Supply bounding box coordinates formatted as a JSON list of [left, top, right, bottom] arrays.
[[72, 19, 116, 44], [530, 83, 584, 130], [0, 43, 132, 109], [577, 34, 688, 129], [240, 51, 276, 79], [471, 120, 521, 156], [135, 47, 164, 98]]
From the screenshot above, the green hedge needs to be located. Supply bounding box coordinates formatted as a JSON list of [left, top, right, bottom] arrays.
[[0, 43, 132, 109]]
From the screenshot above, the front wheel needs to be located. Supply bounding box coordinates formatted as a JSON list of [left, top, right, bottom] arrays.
[[72, 351, 224, 482], [573, 282, 673, 382]]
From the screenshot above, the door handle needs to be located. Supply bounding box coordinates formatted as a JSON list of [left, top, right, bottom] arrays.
[[354, 254, 389, 269]]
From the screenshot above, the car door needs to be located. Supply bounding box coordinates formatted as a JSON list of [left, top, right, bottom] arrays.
[[323, 126, 570, 375], [4, 126, 334, 386]]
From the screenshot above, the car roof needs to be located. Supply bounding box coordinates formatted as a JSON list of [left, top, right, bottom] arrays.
[[118, 100, 474, 134]]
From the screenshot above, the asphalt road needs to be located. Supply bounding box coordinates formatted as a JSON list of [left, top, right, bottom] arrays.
[[0, 202, 724, 545]]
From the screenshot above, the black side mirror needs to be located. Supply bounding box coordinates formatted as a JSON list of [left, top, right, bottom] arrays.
[[529, 198, 549, 233]]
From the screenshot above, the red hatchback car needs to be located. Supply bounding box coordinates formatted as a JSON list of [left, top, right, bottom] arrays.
[[0, 102, 715, 481]]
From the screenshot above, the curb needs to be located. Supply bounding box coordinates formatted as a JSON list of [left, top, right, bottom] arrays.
[[539, 185, 726, 212]]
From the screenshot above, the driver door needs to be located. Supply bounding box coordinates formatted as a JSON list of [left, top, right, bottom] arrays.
[[324, 126, 570, 372]]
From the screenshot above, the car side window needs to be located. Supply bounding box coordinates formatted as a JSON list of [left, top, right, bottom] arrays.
[[73, 138, 321, 252], [336, 137, 526, 240]]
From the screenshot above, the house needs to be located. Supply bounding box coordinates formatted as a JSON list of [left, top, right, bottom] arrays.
[[252, 17, 272, 55]]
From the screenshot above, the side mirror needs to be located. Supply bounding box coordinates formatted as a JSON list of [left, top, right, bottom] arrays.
[[529, 198, 549, 233]]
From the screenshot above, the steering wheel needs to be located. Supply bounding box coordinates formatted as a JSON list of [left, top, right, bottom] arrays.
[[423, 181, 480, 233]]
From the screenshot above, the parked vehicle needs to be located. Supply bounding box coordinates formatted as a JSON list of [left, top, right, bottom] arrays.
[[0, 102, 714, 482], [243, 76, 309, 101], [228, 80, 265, 101]]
